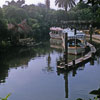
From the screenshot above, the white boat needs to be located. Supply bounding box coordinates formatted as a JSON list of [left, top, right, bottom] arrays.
[[49, 27, 87, 55], [49, 27, 63, 39]]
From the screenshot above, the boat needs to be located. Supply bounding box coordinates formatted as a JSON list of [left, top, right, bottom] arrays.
[[49, 27, 63, 39], [49, 27, 87, 55]]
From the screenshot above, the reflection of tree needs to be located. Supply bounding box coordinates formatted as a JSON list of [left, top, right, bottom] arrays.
[[90, 88, 100, 98], [0, 64, 9, 84], [47, 53, 51, 68], [42, 53, 54, 73], [0, 47, 32, 84], [0, 43, 57, 83]]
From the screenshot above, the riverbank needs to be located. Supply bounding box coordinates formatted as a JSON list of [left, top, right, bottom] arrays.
[[0, 38, 44, 51]]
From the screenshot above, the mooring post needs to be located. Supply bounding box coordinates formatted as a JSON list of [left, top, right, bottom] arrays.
[[65, 33, 68, 68], [57, 61, 60, 66], [73, 60, 75, 67], [72, 69, 77, 77], [91, 53, 95, 59], [74, 28, 77, 35]]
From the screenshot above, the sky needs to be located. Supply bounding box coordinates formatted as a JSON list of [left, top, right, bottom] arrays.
[[0, 0, 58, 9]]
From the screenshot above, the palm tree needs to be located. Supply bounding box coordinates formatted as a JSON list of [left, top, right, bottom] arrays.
[[45, 0, 50, 9], [55, 0, 76, 11]]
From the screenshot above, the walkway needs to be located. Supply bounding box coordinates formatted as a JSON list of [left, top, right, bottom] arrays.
[[57, 42, 96, 70], [86, 34, 100, 43]]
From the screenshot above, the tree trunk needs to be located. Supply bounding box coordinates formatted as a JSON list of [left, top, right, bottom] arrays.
[[65, 6, 67, 12]]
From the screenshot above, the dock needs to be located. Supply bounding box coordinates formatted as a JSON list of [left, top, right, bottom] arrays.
[[57, 42, 96, 70], [86, 35, 100, 44]]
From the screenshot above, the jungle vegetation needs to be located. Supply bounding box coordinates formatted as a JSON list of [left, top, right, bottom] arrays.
[[0, 0, 100, 46]]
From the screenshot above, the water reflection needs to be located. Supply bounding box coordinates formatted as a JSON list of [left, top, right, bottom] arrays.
[[42, 53, 54, 73], [0, 43, 63, 84], [56, 51, 99, 100], [0, 47, 33, 84], [0, 43, 52, 83], [0, 42, 100, 100], [64, 73, 69, 98]]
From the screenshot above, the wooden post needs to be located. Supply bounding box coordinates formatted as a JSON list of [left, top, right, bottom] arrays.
[[65, 33, 68, 67], [91, 53, 95, 59], [57, 61, 60, 66], [73, 60, 75, 67], [74, 28, 77, 35], [90, 59, 94, 65], [72, 69, 77, 77]]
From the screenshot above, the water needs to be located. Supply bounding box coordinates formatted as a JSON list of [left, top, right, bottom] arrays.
[[0, 43, 100, 100]]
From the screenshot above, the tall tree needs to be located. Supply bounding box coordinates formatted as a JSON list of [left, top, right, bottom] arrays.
[[5, 0, 25, 7], [4, 6, 28, 23], [55, 0, 76, 11], [45, 0, 50, 9]]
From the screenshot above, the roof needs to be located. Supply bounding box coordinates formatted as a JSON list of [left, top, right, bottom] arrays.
[[50, 27, 63, 31], [63, 28, 85, 37], [63, 28, 75, 37]]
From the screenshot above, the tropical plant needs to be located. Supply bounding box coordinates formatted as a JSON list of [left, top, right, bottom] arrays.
[[4, 6, 28, 23], [0, 94, 11, 100], [0, 0, 99, 46], [5, 0, 25, 7], [0, 8, 4, 19], [0, 19, 8, 44], [96, 8, 100, 22], [55, 0, 76, 11], [45, 0, 50, 9]]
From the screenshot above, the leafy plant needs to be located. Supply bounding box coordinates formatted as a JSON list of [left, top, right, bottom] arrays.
[[0, 94, 11, 100]]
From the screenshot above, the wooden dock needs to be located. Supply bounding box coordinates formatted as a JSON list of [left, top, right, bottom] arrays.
[[86, 35, 100, 44], [57, 42, 96, 70]]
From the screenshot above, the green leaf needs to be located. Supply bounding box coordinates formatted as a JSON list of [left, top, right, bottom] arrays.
[[0, 93, 11, 100]]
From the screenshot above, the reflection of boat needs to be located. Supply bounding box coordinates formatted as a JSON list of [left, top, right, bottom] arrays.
[[49, 27, 87, 55], [50, 38, 64, 49]]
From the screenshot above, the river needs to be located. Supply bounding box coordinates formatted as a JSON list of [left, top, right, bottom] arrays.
[[0, 42, 100, 100]]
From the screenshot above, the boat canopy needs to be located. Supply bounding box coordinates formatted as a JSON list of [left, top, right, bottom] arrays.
[[50, 27, 63, 31], [63, 28, 86, 39]]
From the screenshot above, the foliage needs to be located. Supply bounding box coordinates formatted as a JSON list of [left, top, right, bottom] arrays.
[[0, 94, 11, 100], [0, 19, 8, 43], [0, 8, 4, 19], [4, 6, 28, 24], [45, 0, 50, 9], [76, 97, 99, 100], [80, 0, 100, 6], [55, 0, 76, 11], [76, 88, 100, 100], [4, 0, 25, 8], [95, 8, 100, 22], [67, 2, 94, 21], [0, 0, 100, 46]]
